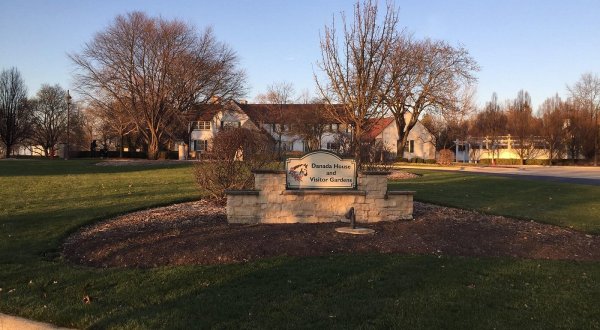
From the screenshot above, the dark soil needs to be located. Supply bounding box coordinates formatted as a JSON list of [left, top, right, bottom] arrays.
[[62, 200, 599, 268]]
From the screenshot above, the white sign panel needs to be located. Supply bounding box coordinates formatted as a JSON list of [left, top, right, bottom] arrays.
[[286, 150, 357, 189]]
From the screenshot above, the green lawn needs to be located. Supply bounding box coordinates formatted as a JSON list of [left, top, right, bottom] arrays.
[[389, 169, 600, 234], [0, 161, 598, 329]]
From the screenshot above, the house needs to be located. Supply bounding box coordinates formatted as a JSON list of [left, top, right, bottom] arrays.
[[185, 100, 436, 160], [362, 116, 436, 161]]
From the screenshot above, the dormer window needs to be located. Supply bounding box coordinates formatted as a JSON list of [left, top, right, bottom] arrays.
[[220, 121, 241, 130]]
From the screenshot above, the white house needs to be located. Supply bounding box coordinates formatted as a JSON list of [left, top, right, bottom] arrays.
[[185, 100, 436, 160], [363, 116, 436, 161]]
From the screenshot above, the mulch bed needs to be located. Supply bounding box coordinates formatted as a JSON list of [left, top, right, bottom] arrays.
[[63, 200, 599, 268]]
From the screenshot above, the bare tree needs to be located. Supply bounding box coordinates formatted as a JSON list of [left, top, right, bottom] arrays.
[[539, 94, 568, 164], [568, 72, 600, 165], [254, 81, 296, 104], [289, 104, 331, 152], [89, 99, 137, 157], [30, 84, 69, 157], [470, 93, 507, 164], [254, 81, 297, 157], [71, 12, 246, 159], [67, 105, 88, 153], [565, 100, 596, 162], [506, 90, 542, 165], [422, 85, 476, 150], [315, 0, 398, 168], [0, 67, 31, 158], [385, 35, 479, 157], [296, 89, 314, 104]]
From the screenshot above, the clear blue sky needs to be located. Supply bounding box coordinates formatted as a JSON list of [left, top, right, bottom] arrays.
[[1, 0, 599, 111]]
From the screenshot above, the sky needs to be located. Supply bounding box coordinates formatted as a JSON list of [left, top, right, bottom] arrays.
[[1, 0, 599, 111]]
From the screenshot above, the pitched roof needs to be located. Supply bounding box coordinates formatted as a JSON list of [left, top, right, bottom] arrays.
[[237, 103, 344, 124], [184, 101, 349, 125], [183, 104, 222, 121], [363, 117, 395, 141]]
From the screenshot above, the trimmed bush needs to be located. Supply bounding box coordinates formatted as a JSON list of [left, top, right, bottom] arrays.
[[194, 128, 275, 199], [437, 149, 454, 165]]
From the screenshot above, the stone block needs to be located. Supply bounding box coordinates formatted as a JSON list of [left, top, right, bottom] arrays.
[[367, 210, 381, 218], [241, 196, 257, 206], [229, 214, 259, 224], [234, 206, 256, 217], [229, 196, 243, 207], [374, 198, 389, 208]]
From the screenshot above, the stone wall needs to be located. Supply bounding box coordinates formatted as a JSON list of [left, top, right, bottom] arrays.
[[225, 170, 413, 224]]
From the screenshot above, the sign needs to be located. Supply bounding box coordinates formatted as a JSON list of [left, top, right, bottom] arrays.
[[286, 150, 357, 189]]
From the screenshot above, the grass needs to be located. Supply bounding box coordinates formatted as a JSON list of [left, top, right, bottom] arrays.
[[0, 160, 598, 328], [389, 169, 600, 234]]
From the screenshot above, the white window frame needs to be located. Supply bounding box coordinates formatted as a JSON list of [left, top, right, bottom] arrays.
[[194, 140, 208, 151], [326, 142, 340, 151], [221, 121, 241, 130], [198, 121, 211, 130]]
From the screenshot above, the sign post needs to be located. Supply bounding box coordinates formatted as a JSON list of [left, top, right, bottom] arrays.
[[286, 150, 357, 189]]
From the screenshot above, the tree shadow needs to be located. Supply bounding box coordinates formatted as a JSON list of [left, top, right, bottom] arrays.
[[0, 159, 192, 177]]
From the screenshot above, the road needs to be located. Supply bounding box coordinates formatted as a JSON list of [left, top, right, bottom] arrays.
[[399, 165, 600, 186]]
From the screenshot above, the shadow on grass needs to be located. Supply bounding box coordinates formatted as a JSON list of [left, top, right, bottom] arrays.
[[21, 255, 596, 329], [0, 159, 192, 177], [389, 171, 600, 234]]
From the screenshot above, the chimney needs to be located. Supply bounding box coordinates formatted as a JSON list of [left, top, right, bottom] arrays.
[[209, 95, 222, 104]]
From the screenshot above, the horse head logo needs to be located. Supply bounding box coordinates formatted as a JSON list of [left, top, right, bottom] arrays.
[[288, 163, 308, 182]]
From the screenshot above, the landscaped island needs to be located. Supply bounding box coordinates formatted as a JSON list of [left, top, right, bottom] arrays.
[[0, 159, 598, 329]]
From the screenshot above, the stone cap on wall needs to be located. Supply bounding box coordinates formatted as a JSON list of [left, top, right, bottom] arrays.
[[283, 189, 367, 196], [385, 190, 415, 199], [386, 190, 415, 195]]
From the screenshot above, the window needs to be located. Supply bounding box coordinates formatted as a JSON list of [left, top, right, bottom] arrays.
[[407, 140, 414, 153], [327, 142, 340, 151], [220, 121, 241, 130], [281, 142, 291, 151], [193, 140, 208, 151], [197, 121, 211, 130], [330, 123, 338, 132], [303, 141, 310, 152]]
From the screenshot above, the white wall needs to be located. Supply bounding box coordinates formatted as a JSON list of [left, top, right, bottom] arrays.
[[375, 120, 435, 160]]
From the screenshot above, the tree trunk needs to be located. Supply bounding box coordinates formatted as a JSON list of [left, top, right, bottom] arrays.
[[594, 114, 598, 166], [353, 126, 362, 169], [3, 144, 13, 158], [147, 131, 160, 160], [119, 133, 124, 158], [396, 138, 406, 159]]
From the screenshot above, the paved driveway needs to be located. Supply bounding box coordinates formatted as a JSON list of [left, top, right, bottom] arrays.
[[400, 165, 600, 186]]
